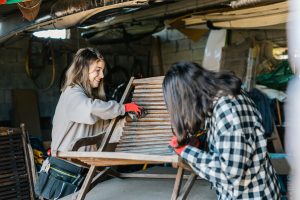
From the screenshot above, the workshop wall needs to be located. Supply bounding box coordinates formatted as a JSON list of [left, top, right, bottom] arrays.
[[152, 28, 209, 75], [0, 28, 152, 139], [0, 27, 209, 140], [0, 36, 67, 137]]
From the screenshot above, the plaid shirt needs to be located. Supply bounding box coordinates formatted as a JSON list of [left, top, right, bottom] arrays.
[[181, 92, 281, 199]]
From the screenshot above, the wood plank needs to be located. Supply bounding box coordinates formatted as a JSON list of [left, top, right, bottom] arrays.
[[134, 88, 163, 93], [144, 110, 169, 114], [0, 133, 22, 139], [185, 7, 287, 24], [213, 12, 288, 28], [171, 167, 184, 200], [133, 101, 165, 106], [220, 1, 287, 15], [120, 136, 172, 143], [177, 173, 197, 200], [122, 130, 172, 134], [115, 147, 170, 154], [126, 117, 170, 122], [121, 134, 172, 139], [0, 170, 27, 179], [79, 159, 163, 166], [0, 156, 25, 163], [58, 151, 178, 163], [0, 158, 26, 166], [130, 113, 170, 118], [0, 149, 24, 155], [123, 125, 172, 131], [116, 150, 173, 156], [0, 168, 27, 176], [119, 172, 202, 180], [0, 177, 29, 187], [134, 104, 167, 111], [132, 97, 165, 102], [118, 139, 170, 145], [0, 188, 30, 197], [116, 143, 170, 151], [133, 93, 163, 98], [125, 122, 171, 126], [128, 110, 168, 115], [135, 85, 162, 89], [117, 141, 169, 148], [0, 139, 22, 144], [122, 133, 172, 137], [133, 76, 164, 85], [184, 1, 288, 26]]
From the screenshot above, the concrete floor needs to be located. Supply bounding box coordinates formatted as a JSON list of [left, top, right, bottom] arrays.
[[62, 166, 216, 200]]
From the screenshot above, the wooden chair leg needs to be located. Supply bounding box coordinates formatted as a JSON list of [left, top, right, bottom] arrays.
[[89, 167, 111, 190], [76, 166, 96, 200], [177, 173, 197, 200], [171, 166, 184, 200]]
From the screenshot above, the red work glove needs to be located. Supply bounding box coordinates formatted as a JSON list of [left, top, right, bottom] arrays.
[[169, 136, 187, 155], [124, 102, 142, 115]]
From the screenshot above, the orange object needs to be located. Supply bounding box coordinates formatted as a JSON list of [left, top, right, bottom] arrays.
[[124, 102, 142, 115]]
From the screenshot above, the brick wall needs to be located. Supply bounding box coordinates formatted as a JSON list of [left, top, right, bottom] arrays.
[[0, 28, 209, 135], [152, 28, 209, 75], [0, 29, 152, 130]]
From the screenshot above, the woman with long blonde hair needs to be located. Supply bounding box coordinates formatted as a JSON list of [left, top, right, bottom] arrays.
[[35, 48, 141, 199]]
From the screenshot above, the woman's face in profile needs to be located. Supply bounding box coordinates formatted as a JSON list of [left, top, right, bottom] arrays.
[[88, 60, 105, 88]]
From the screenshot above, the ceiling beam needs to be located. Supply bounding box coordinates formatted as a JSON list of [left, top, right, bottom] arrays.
[[82, 0, 230, 30], [183, 1, 288, 29]]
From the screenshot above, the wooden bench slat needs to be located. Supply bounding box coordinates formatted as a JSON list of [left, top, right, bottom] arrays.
[[132, 97, 165, 102], [135, 85, 162, 89], [123, 126, 172, 131], [123, 130, 172, 135], [133, 93, 163, 98], [125, 122, 171, 126], [126, 117, 170, 122], [133, 76, 164, 85], [133, 88, 163, 94]]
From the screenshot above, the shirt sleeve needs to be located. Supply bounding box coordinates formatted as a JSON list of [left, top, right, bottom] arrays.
[[65, 86, 125, 124], [181, 102, 253, 187]]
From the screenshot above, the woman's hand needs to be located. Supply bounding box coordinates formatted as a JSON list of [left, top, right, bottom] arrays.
[[124, 102, 142, 115], [169, 136, 187, 155]]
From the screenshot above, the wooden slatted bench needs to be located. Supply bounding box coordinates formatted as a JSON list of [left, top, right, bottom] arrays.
[[57, 76, 197, 200]]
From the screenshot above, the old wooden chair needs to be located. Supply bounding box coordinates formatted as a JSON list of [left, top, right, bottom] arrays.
[[57, 76, 197, 200]]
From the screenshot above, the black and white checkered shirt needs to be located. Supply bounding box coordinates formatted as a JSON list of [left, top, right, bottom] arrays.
[[181, 92, 281, 199]]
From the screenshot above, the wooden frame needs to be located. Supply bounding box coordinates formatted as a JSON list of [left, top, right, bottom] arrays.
[[0, 125, 35, 200], [57, 76, 197, 200]]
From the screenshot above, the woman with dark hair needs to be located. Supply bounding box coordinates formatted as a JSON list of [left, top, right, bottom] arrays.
[[164, 61, 281, 199]]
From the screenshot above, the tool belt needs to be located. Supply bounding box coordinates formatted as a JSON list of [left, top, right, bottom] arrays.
[[34, 157, 87, 200]]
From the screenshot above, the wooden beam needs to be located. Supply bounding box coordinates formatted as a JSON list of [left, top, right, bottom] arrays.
[[184, 1, 288, 26], [85, 0, 229, 30], [58, 151, 179, 163], [213, 12, 288, 28]]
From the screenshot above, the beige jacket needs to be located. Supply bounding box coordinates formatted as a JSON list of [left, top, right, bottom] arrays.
[[51, 85, 125, 153]]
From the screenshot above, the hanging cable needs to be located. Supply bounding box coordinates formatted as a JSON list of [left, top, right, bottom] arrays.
[[25, 38, 56, 91]]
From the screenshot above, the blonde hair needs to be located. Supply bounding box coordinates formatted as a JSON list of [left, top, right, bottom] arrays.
[[62, 47, 106, 100]]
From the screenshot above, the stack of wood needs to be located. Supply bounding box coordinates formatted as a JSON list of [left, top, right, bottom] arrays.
[[0, 127, 35, 199]]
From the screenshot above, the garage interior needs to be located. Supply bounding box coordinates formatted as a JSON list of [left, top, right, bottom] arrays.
[[0, 0, 292, 199]]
